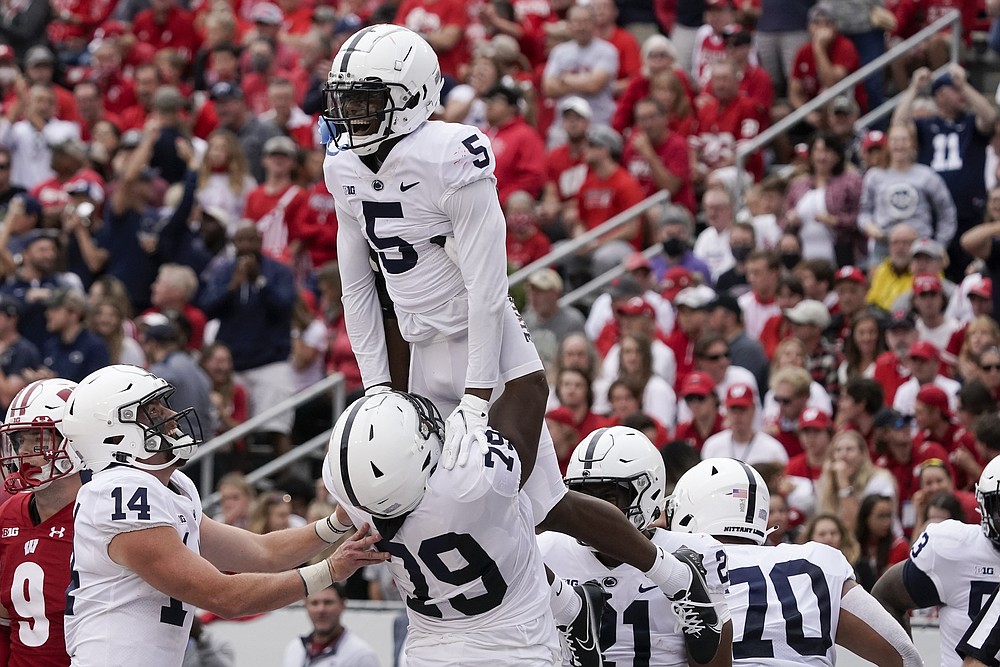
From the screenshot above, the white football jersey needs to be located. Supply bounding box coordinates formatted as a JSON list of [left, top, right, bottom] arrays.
[[538, 529, 729, 667], [333, 435, 557, 660], [906, 520, 1000, 667], [325, 120, 508, 390], [725, 541, 855, 667], [66, 468, 202, 667]]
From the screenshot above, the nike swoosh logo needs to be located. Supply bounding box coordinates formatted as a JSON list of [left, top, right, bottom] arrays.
[[400, 181, 420, 192], [638, 584, 658, 593]]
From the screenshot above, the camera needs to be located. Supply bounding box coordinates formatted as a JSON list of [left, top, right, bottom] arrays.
[[66, 202, 95, 228]]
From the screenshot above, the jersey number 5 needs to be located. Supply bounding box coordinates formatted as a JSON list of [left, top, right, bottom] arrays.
[[362, 201, 417, 275]]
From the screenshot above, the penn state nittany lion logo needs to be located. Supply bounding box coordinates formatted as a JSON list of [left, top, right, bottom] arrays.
[[882, 182, 919, 221]]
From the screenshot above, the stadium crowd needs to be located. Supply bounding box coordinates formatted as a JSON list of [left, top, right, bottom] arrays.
[[0, 0, 999, 624]]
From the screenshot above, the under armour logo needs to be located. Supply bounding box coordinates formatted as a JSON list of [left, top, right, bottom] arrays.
[[24, 539, 38, 555], [49, 527, 66, 539]]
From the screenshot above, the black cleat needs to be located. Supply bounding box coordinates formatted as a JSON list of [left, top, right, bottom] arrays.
[[668, 547, 723, 665], [558, 580, 607, 667]]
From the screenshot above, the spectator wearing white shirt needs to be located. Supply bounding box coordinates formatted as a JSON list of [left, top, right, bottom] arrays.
[[596, 296, 677, 385], [893, 340, 961, 416], [738, 249, 783, 339], [693, 186, 736, 282], [584, 257, 674, 342], [593, 332, 677, 429], [676, 331, 761, 424], [701, 382, 789, 465], [911, 273, 960, 355], [282, 584, 379, 667], [0, 83, 80, 190]]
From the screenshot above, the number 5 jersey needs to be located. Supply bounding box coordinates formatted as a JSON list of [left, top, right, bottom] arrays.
[[65, 468, 203, 667], [0, 493, 75, 666]]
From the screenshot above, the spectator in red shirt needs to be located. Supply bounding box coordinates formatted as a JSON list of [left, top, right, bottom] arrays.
[[759, 273, 804, 358], [30, 138, 103, 225], [567, 125, 645, 283], [837, 377, 885, 454], [667, 285, 716, 389], [622, 97, 695, 214], [692, 59, 765, 183], [484, 83, 547, 203], [88, 40, 136, 115], [73, 81, 120, 142], [394, 0, 470, 81], [243, 136, 307, 264], [720, 27, 774, 113], [132, 0, 199, 61], [315, 262, 361, 396], [142, 263, 208, 351], [789, 2, 867, 121], [554, 366, 614, 440], [874, 310, 918, 407], [873, 409, 951, 509], [540, 96, 590, 231], [20, 46, 79, 123], [787, 407, 834, 482], [48, 0, 116, 65], [674, 371, 725, 452], [613, 33, 696, 135], [118, 64, 161, 132], [504, 191, 551, 270], [262, 78, 315, 150], [593, 0, 641, 96], [764, 366, 813, 458]]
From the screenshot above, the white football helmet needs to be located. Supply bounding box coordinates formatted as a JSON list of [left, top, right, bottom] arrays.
[[667, 458, 770, 545], [976, 457, 1000, 548], [324, 391, 442, 520], [0, 379, 78, 493], [322, 24, 443, 155], [564, 426, 666, 530], [62, 365, 201, 472]]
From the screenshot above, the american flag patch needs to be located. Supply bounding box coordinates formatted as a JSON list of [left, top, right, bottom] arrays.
[[730, 488, 748, 499]]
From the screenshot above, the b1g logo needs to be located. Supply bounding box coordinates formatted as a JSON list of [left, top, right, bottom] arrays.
[[1, 527, 18, 538], [975, 566, 995, 576]]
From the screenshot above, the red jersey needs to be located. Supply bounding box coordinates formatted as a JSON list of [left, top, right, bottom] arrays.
[[95, 72, 137, 115], [546, 143, 588, 202], [762, 418, 804, 458], [622, 131, 695, 213], [612, 70, 696, 135], [791, 34, 867, 111], [395, 0, 470, 80], [914, 422, 979, 489], [873, 351, 910, 407], [921, 0, 978, 45], [48, 0, 115, 45], [675, 414, 726, 452], [692, 94, 764, 179], [0, 494, 74, 666], [875, 440, 952, 504], [244, 184, 308, 261], [486, 117, 547, 203], [30, 168, 104, 214], [576, 166, 645, 249], [132, 5, 199, 60], [759, 314, 793, 358], [293, 182, 339, 268], [604, 27, 641, 83], [666, 328, 697, 391], [707, 65, 775, 116], [506, 230, 551, 270]]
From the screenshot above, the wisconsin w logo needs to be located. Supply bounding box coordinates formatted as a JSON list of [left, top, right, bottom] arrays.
[[24, 539, 38, 556]]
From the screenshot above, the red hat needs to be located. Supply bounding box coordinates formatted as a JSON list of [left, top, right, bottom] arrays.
[[0, 45, 14, 63], [834, 265, 866, 286], [625, 252, 652, 272], [725, 383, 754, 408], [862, 130, 887, 151], [681, 371, 716, 398], [908, 340, 939, 361], [94, 20, 129, 40], [913, 273, 943, 295], [916, 385, 952, 418], [705, 0, 732, 8], [661, 267, 693, 302], [545, 406, 577, 428], [794, 143, 809, 160], [969, 277, 993, 300], [798, 407, 832, 431], [615, 296, 655, 318]]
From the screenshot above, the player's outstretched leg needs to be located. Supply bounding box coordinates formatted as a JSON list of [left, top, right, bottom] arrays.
[[668, 547, 723, 665], [555, 580, 607, 667]]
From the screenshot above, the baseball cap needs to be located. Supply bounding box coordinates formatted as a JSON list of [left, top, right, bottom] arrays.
[[625, 252, 652, 272], [615, 296, 655, 318], [559, 95, 594, 120], [587, 126, 623, 156], [45, 287, 87, 312], [675, 285, 716, 310], [969, 277, 993, 300], [143, 322, 181, 344], [249, 2, 284, 25], [64, 179, 105, 203], [798, 407, 832, 431], [887, 310, 916, 330], [25, 45, 55, 67], [808, 1, 835, 22], [709, 293, 741, 317], [834, 265, 866, 286], [831, 95, 859, 116], [527, 268, 563, 292], [908, 340, 939, 361], [910, 238, 945, 259], [608, 275, 642, 300], [23, 229, 59, 249], [152, 85, 185, 113], [875, 408, 912, 430], [201, 205, 232, 229], [50, 138, 88, 161], [681, 371, 715, 398], [931, 72, 956, 95], [210, 81, 244, 102], [0, 45, 14, 63], [661, 267, 693, 302], [0, 294, 21, 318], [913, 273, 943, 295], [725, 383, 755, 408], [784, 299, 831, 328], [916, 384, 952, 418], [705, 0, 732, 9], [263, 136, 298, 157], [862, 130, 887, 151]]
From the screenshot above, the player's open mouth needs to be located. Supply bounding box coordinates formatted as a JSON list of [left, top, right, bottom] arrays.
[[350, 118, 379, 135]]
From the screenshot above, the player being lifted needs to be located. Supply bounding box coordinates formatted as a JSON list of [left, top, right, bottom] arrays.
[[539, 426, 733, 667], [0, 378, 79, 666], [321, 25, 721, 666], [669, 457, 923, 667], [875, 457, 1000, 667]]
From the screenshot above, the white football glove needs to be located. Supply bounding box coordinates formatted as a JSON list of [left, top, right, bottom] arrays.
[[364, 385, 393, 397], [442, 394, 490, 470]]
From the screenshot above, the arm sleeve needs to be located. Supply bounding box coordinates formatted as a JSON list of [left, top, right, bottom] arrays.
[[840, 584, 924, 667], [439, 177, 509, 390], [902, 556, 943, 608], [335, 200, 392, 388]]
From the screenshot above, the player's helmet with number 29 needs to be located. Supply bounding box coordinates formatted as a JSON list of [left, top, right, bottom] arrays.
[[977, 457, 1000, 548], [62, 365, 201, 473], [564, 426, 666, 531], [668, 458, 771, 545], [325, 391, 443, 520], [322, 24, 443, 155], [0, 378, 78, 493]]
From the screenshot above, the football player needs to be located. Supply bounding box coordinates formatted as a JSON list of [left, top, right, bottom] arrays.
[[325, 390, 560, 666], [322, 25, 720, 666], [538, 426, 733, 667], [0, 378, 79, 666], [670, 457, 923, 667], [61, 365, 387, 666], [874, 457, 1000, 667], [958, 583, 1000, 667]]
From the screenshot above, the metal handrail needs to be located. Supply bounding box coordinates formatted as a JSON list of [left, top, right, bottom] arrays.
[[735, 10, 962, 178], [507, 190, 670, 287], [854, 64, 952, 130], [558, 242, 663, 307], [183, 372, 346, 500]]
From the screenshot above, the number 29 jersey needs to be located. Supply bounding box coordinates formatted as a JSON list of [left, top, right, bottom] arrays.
[[0, 493, 75, 666], [905, 519, 1000, 667], [724, 541, 855, 667], [65, 468, 203, 667], [538, 529, 729, 667]]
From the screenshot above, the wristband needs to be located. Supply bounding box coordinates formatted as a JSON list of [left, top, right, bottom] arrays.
[[297, 561, 334, 595], [315, 513, 353, 544]]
